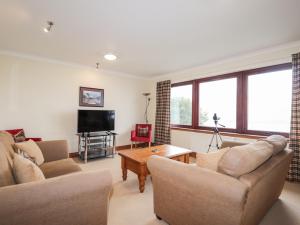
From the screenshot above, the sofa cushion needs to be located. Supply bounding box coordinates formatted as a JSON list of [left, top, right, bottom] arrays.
[[12, 129, 26, 143], [196, 147, 230, 171], [13, 154, 45, 184], [218, 141, 273, 178], [0, 143, 16, 187], [14, 140, 45, 165], [40, 158, 81, 178], [0, 131, 15, 165], [263, 135, 288, 155], [137, 127, 149, 137]]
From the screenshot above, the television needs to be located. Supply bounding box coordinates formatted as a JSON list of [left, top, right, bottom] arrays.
[[77, 110, 115, 133]]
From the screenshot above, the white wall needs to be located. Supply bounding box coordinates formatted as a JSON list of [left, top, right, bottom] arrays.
[[151, 41, 300, 152], [1, 41, 299, 153], [0, 53, 151, 152]]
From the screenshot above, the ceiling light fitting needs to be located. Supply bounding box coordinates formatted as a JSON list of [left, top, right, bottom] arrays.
[[44, 21, 54, 33], [96, 62, 100, 69], [104, 54, 117, 61]]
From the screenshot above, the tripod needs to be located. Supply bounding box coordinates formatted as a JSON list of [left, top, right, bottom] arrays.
[[207, 122, 224, 152]]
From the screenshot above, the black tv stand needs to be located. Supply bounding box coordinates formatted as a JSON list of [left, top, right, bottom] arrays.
[[76, 131, 117, 163]]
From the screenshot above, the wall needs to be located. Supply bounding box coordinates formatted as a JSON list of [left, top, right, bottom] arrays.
[[0, 53, 151, 152], [150, 41, 300, 152]]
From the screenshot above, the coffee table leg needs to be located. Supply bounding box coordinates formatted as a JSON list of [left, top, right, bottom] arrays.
[[184, 153, 190, 163], [138, 175, 146, 193], [122, 169, 127, 181], [121, 157, 127, 181]]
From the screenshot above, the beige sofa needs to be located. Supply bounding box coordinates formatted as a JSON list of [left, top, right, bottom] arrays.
[[148, 140, 293, 225], [0, 132, 112, 225]]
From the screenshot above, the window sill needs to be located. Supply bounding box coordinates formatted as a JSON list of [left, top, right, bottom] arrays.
[[171, 127, 268, 140]]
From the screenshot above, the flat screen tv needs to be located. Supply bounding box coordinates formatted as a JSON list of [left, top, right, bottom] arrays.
[[77, 110, 115, 133]]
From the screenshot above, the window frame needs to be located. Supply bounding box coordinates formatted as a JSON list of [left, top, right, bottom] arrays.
[[170, 63, 292, 137], [170, 81, 194, 128], [242, 63, 292, 137]]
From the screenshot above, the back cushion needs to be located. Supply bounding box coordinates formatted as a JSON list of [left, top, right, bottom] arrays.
[[14, 140, 45, 166], [218, 141, 273, 178], [0, 143, 16, 187], [13, 154, 45, 184], [137, 127, 149, 137], [196, 147, 230, 171]]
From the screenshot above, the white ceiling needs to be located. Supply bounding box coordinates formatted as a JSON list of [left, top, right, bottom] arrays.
[[1, 0, 300, 77]]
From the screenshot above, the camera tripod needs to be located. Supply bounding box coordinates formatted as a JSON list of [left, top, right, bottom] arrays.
[[207, 125, 223, 152]]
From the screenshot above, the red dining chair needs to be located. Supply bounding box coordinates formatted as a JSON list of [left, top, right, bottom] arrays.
[[130, 124, 152, 149], [5, 129, 42, 142]]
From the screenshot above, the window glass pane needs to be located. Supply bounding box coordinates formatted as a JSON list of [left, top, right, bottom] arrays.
[[248, 69, 292, 132], [171, 85, 192, 125], [199, 78, 237, 128]]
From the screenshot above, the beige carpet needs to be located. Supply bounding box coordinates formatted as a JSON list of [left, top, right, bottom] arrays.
[[76, 155, 300, 225]]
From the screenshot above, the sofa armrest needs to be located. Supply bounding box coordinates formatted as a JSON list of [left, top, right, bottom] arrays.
[[36, 140, 69, 162], [0, 170, 112, 225], [147, 156, 249, 225], [131, 130, 136, 139], [221, 140, 248, 148]]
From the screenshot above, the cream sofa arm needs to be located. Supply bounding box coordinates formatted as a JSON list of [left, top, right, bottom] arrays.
[[0, 170, 112, 225], [147, 156, 249, 225], [221, 140, 248, 148], [37, 140, 69, 162]]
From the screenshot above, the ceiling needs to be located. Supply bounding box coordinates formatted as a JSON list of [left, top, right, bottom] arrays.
[[1, 0, 300, 77]]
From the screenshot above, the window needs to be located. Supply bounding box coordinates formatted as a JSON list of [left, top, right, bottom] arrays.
[[170, 63, 292, 136], [198, 78, 237, 128], [247, 69, 292, 133], [171, 84, 193, 126]]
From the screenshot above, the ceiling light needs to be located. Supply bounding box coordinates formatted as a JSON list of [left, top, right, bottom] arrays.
[[104, 54, 117, 61], [43, 21, 54, 33]]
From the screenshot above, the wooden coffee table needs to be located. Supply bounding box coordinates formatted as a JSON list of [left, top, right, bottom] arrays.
[[118, 144, 192, 193]]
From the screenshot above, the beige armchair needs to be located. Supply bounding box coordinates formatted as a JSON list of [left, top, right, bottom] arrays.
[[147, 141, 293, 225], [0, 132, 112, 225]]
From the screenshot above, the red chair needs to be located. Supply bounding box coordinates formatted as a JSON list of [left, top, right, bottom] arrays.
[[5, 129, 42, 142], [130, 124, 152, 149]]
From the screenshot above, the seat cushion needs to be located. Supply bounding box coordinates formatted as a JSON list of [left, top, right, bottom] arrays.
[[40, 158, 81, 178], [13, 154, 45, 184], [196, 147, 230, 171], [0, 143, 16, 187], [218, 141, 273, 178], [14, 140, 45, 165]]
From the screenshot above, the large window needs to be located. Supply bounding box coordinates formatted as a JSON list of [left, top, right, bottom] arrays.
[[247, 69, 292, 133], [198, 78, 237, 128], [170, 63, 292, 136], [171, 84, 193, 126]]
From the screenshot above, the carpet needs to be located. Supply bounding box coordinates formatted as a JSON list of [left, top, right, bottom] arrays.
[[76, 155, 300, 225]]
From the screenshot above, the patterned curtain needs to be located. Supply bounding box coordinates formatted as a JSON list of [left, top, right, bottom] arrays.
[[287, 52, 300, 182], [155, 80, 171, 144]]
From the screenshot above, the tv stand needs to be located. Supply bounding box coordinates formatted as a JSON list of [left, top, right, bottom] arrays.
[[77, 132, 117, 163]]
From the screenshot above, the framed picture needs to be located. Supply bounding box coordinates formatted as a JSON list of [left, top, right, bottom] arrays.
[[79, 87, 104, 107]]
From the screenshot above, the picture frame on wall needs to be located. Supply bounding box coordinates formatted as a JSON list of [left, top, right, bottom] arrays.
[[79, 87, 104, 107]]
